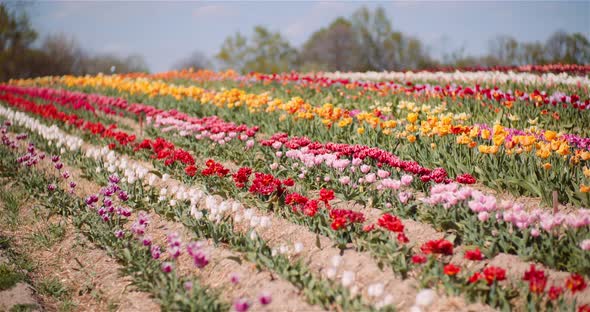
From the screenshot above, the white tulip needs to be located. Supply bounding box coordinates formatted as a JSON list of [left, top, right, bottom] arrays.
[[331, 255, 342, 267], [415, 289, 435, 307], [243, 209, 254, 220], [367, 283, 384, 297], [341, 271, 354, 287], [258, 216, 271, 228], [249, 215, 259, 227], [293, 242, 303, 254], [325, 267, 337, 279]]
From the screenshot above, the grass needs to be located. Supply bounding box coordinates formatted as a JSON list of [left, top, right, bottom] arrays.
[[0, 186, 23, 227], [9, 304, 40, 312], [0, 183, 73, 311], [37, 276, 69, 299], [107, 301, 120, 312], [0, 264, 26, 291], [57, 300, 77, 312], [30, 222, 66, 248], [0, 235, 35, 290], [0, 235, 10, 249]]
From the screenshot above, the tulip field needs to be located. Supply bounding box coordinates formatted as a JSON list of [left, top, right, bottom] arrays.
[[0, 66, 589, 312]]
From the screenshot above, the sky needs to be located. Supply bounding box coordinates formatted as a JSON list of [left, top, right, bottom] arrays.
[[26, 1, 590, 72]]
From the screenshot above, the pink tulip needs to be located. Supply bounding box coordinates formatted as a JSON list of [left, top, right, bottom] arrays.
[[339, 176, 351, 185], [377, 169, 390, 179], [161, 262, 173, 273], [400, 175, 413, 186]]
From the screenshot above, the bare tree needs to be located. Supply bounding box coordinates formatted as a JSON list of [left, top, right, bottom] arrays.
[[301, 17, 363, 71], [81, 53, 149, 74], [545, 31, 590, 64], [488, 35, 519, 65], [172, 50, 212, 70], [0, 3, 37, 81], [518, 42, 546, 65], [351, 6, 394, 71], [41, 33, 85, 75]]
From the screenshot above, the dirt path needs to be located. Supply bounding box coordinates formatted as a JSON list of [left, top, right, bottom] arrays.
[[7, 131, 323, 312], [0, 179, 160, 312]]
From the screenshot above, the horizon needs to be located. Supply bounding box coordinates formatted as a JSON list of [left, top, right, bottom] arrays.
[[26, 1, 590, 72]]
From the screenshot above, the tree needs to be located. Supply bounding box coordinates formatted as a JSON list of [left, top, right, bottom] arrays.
[[519, 42, 546, 65], [568, 33, 590, 64], [545, 31, 590, 64], [351, 6, 394, 70], [216, 26, 298, 74], [300, 17, 363, 71], [384, 32, 437, 70], [0, 3, 151, 80], [40, 33, 85, 75], [216, 32, 249, 72], [244, 26, 299, 73], [0, 3, 37, 81], [36, 34, 149, 75], [348, 6, 438, 71], [172, 50, 212, 70], [81, 53, 149, 74], [488, 35, 519, 65]]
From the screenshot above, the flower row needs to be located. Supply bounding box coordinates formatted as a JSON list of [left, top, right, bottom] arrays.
[[3, 87, 588, 275], [10, 81, 590, 206], [3, 113, 589, 311]]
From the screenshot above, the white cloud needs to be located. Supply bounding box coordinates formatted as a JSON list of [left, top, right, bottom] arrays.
[[51, 2, 88, 19], [285, 23, 306, 39], [192, 4, 237, 19]]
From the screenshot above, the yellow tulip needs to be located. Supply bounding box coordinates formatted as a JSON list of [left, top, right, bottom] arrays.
[[478, 145, 499, 154], [407, 113, 419, 124], [536, 147, 551, 159], [544, 130, 557, 141], [337, 118, 353, 128], [456, 135, 471, 145], [557, 144, 570, 156]]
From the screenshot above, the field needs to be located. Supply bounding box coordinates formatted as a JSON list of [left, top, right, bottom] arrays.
[[0, 66, 589, 312]]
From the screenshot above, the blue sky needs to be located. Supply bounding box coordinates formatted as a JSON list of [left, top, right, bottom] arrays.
[[26, 1, 590, 72]]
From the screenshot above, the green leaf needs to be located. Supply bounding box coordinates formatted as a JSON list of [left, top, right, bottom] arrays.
[[446, 234, 457, 244], [315, 234, 322, 250], [148, 170, 163, 178], [226, 256, 243, 265]]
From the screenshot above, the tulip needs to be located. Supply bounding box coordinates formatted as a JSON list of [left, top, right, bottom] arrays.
[[161, 262, 173, 273], [258, 292, 272, 305], [233, 298, 250, 312]]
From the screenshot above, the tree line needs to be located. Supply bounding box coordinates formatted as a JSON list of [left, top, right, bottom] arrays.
[[0, 4, 148, 82], [2, 3, 589, 80], [214, 7, 590, 73]]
